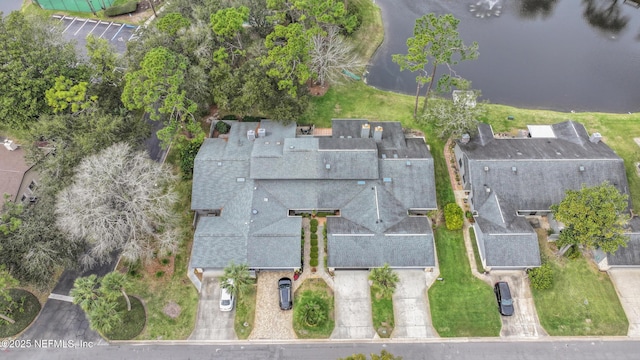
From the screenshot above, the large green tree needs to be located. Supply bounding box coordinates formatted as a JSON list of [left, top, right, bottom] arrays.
[[121, 46, 200, 145], [0, 12, 84, 128], [262, 23, 313, 97], [27, 110, 149, 187], [0, 193, 80, 288], [0, 264, 19, 324], [392, 14, 478, 117], [550, 181, 630, 253]]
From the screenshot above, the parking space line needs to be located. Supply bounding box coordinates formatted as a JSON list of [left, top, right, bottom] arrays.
[[110, 24, 125, 41], [86, 20, 100, 37], [74, 18, 90, 36], [62, 17, 77, 34], [98, 22, 114, 39]]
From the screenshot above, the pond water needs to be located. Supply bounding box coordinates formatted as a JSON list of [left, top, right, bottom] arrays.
[[1, 0, 23, 15], [367, 0, 640, 113]]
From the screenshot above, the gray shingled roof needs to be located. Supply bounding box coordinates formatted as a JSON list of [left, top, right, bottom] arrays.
[[327, 233, 435, 268], [457, 121, 629, 268], [607, 217, 640, 266], [481, 232, 541, 268], [191, 119, 437, 269], [190, 217, 247, 268], [459, 121, 629, 211]]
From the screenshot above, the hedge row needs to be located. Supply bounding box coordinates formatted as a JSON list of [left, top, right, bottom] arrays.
[[104, 2, 138, 16]]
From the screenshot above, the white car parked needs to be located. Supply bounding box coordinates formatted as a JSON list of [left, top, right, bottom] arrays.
[[219, 279, 234, 312]]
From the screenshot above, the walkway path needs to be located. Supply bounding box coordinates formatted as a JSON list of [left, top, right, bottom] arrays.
[[294, 219, 334, 293]]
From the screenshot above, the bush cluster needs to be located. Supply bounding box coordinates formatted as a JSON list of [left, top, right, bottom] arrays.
[[104, 2, 138, 17], [215, 121, 231, 134], [444, 203, 464, 230], [528, 263, 553, 290]]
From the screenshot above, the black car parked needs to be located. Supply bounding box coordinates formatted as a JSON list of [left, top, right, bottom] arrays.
[[278, 277, 293, 310], [494, 281, 514, 316]]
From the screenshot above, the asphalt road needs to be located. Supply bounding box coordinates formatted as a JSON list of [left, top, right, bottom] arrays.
[[5, 339, 640, 360]]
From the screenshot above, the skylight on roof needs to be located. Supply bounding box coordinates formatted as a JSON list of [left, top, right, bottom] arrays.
[[527, 125, 556, 138]]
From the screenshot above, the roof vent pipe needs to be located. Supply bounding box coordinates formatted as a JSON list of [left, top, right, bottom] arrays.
[[361, 123, 371, 138], [460, 133, 470, 144], [373, 126, 383, 142]]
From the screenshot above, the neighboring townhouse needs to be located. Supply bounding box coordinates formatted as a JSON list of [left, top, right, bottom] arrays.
[[189, 119, 437, 288], [454, 121, 630, 270], [0, 138, 39, 209]]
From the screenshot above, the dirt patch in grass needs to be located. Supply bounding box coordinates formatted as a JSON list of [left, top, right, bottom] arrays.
[[143, 255, 175, 280]]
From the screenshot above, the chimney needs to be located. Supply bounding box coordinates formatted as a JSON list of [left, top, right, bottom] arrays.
[[461, 133, 470, 144], [361, 123, 371, 138], [589, 133, 602, 143], [247, 130, 255, 141], [257, 128, 266, 138], [373, 126, 383, 142], [3, 139, 17, 151]]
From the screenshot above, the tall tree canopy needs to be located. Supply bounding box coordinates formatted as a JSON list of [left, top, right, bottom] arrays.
[[392, 14, 478, 117], [550, 181, 630, 253], [56, 143, 179, 268], [0, 12, 84, 128]]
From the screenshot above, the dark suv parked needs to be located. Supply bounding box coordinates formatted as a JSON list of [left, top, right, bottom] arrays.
[[494, 281, 514, 316], [278, 277, 293, 310]]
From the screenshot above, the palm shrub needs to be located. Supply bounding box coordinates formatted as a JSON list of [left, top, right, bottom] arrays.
[[369, 264, 399, 298], [444, 203, 464, 230], [220, 262, 255, 297]]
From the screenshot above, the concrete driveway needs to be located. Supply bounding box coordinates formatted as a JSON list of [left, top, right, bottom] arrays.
[[189, 275, 237, 340], [249, 271, 296, 339], [608, 269, 640, 337], [489, 271, 547, 338], [330, 271, 375, 339], [391, 270, 438, 338]]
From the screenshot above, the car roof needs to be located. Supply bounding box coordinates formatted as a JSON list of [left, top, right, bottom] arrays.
[[497, 282, 511, 297]]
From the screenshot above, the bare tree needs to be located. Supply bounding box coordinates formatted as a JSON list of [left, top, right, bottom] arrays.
[[56, 143, 178, 267], [309, 25, 365, 86]]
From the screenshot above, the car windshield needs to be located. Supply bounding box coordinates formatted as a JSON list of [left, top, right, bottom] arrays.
[[502, 298, 513, 306]]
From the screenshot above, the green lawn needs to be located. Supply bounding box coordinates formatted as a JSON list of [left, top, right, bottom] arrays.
[[370, 287, 394, 338], [102, 295, 146, 340], [532, 237, 628, 336], [234, 284, 257, 340], [0, 289, 41, 338], [293, 278, 334, 339], [428, 228, 501, 337]]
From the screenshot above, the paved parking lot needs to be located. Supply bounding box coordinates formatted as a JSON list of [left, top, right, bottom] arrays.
[[489, 271, 547, 338], [330, 271, 375, 339], [392, 270, 438, 338], [54, 15, 139, 55], [608, 269, 640, 336], [249, 271, 296, 339], [189, 275, 237, 340]]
